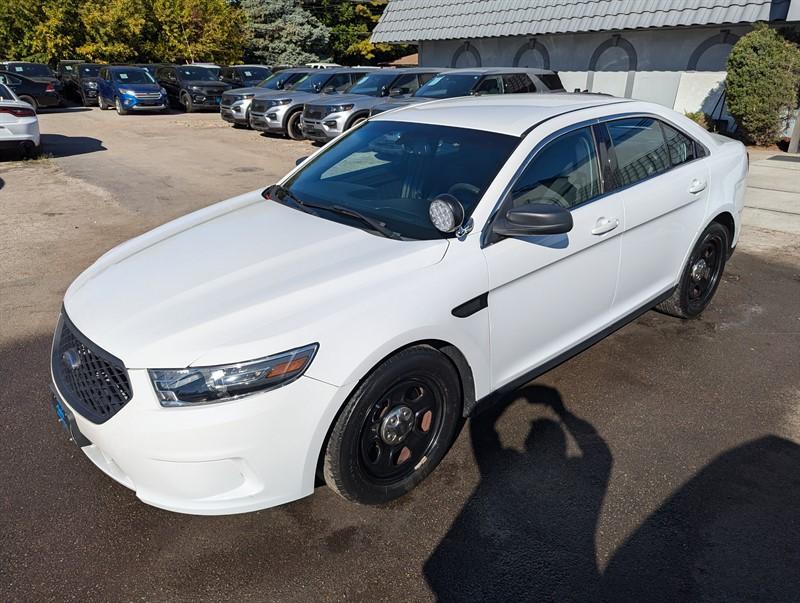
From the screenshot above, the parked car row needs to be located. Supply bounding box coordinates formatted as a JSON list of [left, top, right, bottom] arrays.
[[219, 66, 567, 142]]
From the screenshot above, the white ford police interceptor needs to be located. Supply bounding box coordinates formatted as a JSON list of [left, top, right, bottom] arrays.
[[50, 94, 747, 515]]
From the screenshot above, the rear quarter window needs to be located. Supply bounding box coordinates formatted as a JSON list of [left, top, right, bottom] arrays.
[[538, 73, 565, 91]]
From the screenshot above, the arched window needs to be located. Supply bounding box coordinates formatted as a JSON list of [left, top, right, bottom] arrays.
[[688, 31, 740, 71], [513, 39, 551, 70], [451, 42, 482, 68], [587, 35, 638, 98]]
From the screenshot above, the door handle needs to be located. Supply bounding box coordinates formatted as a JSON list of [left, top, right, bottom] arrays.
[[591, 217, 620, 236], [688, 178, 707, 194]]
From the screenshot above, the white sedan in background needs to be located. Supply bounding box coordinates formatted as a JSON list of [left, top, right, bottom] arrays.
[[0, 82, 40, 157], [50, 94, 747, 515]]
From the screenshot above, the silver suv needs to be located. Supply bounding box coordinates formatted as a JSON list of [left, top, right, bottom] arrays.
[[300, 68, 442, 143], [249, 68, 378, 139], [369, 68, 565, 116], [220, 68, 314, 127]]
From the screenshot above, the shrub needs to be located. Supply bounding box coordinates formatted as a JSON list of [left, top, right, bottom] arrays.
[[684, 111, 710, 130], [726, 23, 800, 145]]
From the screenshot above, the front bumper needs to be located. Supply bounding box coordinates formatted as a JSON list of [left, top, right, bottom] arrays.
[[300, 114, 345, 142], [120, 94, 168, 112], [250, 104, 290, 133], [50, 367, 344, 515], [220, 99, 253, 124]]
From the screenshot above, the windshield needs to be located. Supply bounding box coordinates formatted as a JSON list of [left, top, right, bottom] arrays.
[[415, 74, 481, 99], [259, 71, 308, 90], [281, 121, 518, 240], [9, 63, 52, 78], [240, 67, 271, 82], [293, 72, 336, 93], [178, 66, 218, 81], [348, 72, 399, 97], [79, 64, 101, 77], [113, 69, 155, 84]]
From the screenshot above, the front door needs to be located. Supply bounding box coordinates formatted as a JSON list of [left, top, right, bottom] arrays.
[[483, 125, 624, 389]]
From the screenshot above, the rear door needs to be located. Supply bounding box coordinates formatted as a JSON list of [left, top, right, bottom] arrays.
[[604, 116, 710, 313]]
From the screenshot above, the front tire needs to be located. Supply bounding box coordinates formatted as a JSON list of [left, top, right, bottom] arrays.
[[115, 97, 128, 116], [657, 222, 729, 319], [181, 91, 195, 113], [323, 345, 462, 505], [285, 109, 303, 140]]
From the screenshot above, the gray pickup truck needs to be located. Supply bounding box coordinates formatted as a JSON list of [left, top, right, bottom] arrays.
[[300, 68, 442, 143]]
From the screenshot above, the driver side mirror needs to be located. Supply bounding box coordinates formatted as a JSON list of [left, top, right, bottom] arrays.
[[493, 203, 573, 237], [295, 156, 308, 166]]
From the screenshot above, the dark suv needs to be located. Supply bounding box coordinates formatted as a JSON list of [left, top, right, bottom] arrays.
[[220, 65, 272, 88], [156, 65, 231, 112], [65, 63, 104, 106]]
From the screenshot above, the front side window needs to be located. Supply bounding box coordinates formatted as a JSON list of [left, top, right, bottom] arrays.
[[474, 76, 503, 95], [281, 121, 518, 240], [348, 72, 398, 96], [502, 73, 536, 93], [607, 117, 670, 187], [293, 72, 341, 93], [510, 127, 601, 209], [260, 70, 308, 90]]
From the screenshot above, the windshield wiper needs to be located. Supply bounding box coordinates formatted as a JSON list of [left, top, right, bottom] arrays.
[[269, 185, 401, 240], [326, 205, 402, 240]]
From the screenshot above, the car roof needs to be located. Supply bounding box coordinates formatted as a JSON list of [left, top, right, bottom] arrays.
[[232, 64, 270, 68], [434, 67, 556, 76], [362, 67, 442, 74], [108, 65, 146, 71], [371, 93, 634, 136]]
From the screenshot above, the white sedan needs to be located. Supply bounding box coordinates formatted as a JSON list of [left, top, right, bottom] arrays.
[[50, 94, 747, 514], [0, 82, 40, 157]]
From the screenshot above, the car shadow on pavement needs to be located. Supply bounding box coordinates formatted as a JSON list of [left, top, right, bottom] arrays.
[[424, 385, 800, 602], [40, 133, 105, 157]]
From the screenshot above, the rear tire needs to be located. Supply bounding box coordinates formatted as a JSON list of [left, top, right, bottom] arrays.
[[323, 345, 463, 505], [657, 222, 730, 319], [285, 110, 303, 140]]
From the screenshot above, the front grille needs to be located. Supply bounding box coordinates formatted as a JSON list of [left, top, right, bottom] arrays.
[[133, 91, 161, 100], [304, 105, 325, 120], [51, 314, 132, 424]]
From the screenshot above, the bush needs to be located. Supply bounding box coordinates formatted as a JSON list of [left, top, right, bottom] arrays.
[[726, 23, 800, 145], [684, 111, 710, 130]]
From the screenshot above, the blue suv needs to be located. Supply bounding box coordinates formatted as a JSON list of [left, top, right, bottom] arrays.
[[97, 66, 168, 115]]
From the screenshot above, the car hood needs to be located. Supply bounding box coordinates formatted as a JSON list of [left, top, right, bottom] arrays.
[[64, 191, 448, 369], [225, 86, 266, 96]]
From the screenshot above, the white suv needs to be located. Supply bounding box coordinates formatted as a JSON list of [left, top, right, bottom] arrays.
[[50, 94, 747, 515]]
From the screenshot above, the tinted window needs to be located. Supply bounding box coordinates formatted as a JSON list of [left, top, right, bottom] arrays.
[[79, 64, 101, 77], [0, 84, 13, 100], [511, 127, 601, 209], [475, 76, 502, 95], [661, 121, 699, 166], [415, 73, 481, 98], [10, 63, 51, 77], [607, 118, 670, 187], [177, 66, 218, 81], [538, 73, 565, 91], [418, 72, 437, 85], [294, 72, 338, 92], [349, 72, 399, 96], [283, 121, 518, 240], [391, 73, 420, 94], [502, 73, 536, 93], [240, 67, 270, 82]]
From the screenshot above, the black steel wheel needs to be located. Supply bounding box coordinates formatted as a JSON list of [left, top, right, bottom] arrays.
[[324, 345, 462, 504], [657, 222, 730, 319]]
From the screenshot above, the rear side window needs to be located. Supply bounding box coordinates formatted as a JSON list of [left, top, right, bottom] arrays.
[[607, 118, 670, 187], [538, 73, 564, 91], [510, 127, 601, 209], [502, 73, 536, 93], [661, 121, 699, 166]]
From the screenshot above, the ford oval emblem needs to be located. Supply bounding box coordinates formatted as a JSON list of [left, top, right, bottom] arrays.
[[62, 349, 81, 371]]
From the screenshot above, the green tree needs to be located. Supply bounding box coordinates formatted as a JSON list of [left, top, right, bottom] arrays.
[[0, 0, 45, 61], [240, 0, 330, 65], [32, 0, 86, 62], [78, 0, 146, 62], [308, 0, 410, 65], [726, 23, 800, 145]]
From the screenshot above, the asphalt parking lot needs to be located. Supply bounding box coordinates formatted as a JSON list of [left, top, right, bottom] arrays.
[[2, 107, 799, 601]]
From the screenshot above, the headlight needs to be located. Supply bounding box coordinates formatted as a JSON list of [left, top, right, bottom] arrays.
[[327, 104, 354, 114], [267, 98, 291, 107], [118, 88, 134, 96], [84, 81, 98, 90], [149, 344, 318, 407], [241, 93, 255, 100], [190, 85, 202, 91]]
